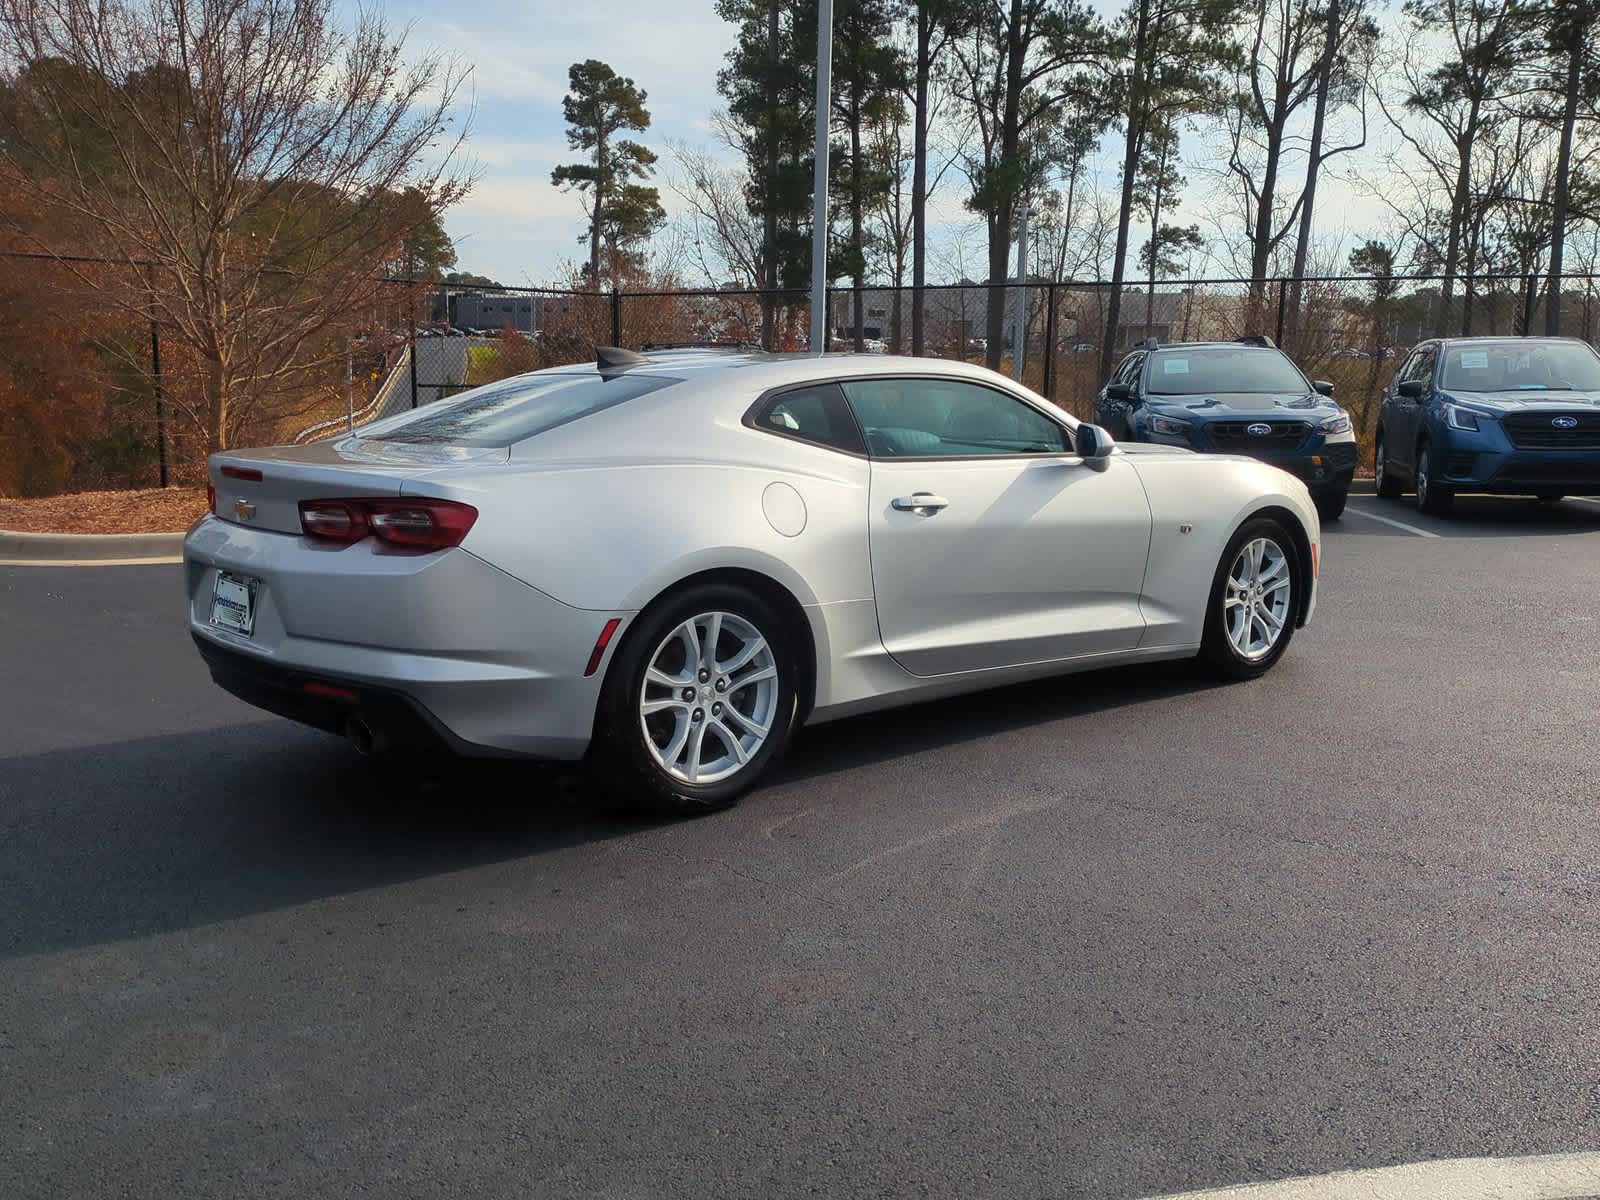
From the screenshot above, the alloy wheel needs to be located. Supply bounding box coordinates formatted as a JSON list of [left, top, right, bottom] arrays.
[[639, 611, 779, 785], [1224, 537, 1293, 661]]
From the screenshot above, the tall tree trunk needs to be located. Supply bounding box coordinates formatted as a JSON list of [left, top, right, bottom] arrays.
[[910, 7, 931, 356], [590, 132, 607, 286], [1101, 0, 1150, 380], [760, 0, 780, 348], [1437, 97, 1481, 333], [1286, 0, 1339, 341], [985, 0, 1026, 372], [1544, 28, 1582, 335], [1248, 113, 1287, 315], [851, 93, 865, 351], [1146, 134, 1164, 334]]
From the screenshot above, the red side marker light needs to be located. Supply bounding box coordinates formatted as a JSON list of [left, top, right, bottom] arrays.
[[303, 681, 357, 702], [585, 618, 623, 677]]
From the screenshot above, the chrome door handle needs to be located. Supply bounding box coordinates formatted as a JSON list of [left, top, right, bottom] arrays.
[[892, 492, 950, 513]]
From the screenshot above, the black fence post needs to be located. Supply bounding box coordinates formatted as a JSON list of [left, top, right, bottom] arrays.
[[611, 288, 622, 347], [150, 318, 168, 488], [1042, 283, 1058, 402], [1275, 279, 1288, 346], [1522, 273, 1537, 336]]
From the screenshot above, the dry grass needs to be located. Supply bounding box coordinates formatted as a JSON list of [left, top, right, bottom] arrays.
[[0, 487, 207, 534]]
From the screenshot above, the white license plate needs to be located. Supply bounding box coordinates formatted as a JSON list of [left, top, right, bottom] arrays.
[[209, 571, 258, 636]]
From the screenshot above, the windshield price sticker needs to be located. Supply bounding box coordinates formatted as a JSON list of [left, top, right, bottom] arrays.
[[1459, 351, 1488, 369], [1163, 358, 1190, 374]]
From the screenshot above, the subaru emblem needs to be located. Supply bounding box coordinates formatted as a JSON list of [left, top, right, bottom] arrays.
[[1246, 422, 1272, 436], [1552, 416, 1579, 429]]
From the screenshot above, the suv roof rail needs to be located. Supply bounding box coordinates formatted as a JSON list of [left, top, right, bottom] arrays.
[[1237, 334, 1276, 348], [1132, 337, 1161, 350], [640, 340, 761, 352]]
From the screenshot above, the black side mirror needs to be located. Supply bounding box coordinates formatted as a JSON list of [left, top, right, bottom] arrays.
[[1313, 380, 1335, 397], [1397, 380, 1423, 399], [1076, 423, 1115, 470], [1105, 382, 1132, 402]]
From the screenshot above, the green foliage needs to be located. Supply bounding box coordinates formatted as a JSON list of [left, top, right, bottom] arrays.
[[1138, 223, 1204, 276], [550, 59, 662, 281], [716, 0, 822, 292]]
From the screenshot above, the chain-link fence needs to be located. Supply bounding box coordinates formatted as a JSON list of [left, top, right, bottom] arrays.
[[6, 250, 1599, 495]]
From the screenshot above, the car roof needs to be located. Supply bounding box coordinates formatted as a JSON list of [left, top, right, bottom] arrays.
[[1143, 342, 1282, 352], [545, 348, 1056, 393], [1433, 335, 1590, 346]]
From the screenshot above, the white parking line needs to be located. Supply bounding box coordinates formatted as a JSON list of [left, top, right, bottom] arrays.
[[1142, 1150, 1600, 1199], [1339, 503, 1441, 538]]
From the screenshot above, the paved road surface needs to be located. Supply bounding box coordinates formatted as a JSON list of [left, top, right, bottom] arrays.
[[3, 494, 1600, 1198]]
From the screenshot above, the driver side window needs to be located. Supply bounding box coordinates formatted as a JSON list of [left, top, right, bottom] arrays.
[[842, 378, 1071, 459]]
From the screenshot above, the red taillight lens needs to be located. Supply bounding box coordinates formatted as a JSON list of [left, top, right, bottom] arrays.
[[299, 500, 369, 543], [298, 498, 477, 550], [221, 464, 264, 482]]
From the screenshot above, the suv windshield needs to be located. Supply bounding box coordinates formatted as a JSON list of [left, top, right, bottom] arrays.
[[1147, 348, 1310, 396], [360, 371, 678, 446], [1438, 341, 1600, 393]]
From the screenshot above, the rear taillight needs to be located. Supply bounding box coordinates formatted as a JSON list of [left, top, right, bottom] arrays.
[[298, 498, 477, 550]]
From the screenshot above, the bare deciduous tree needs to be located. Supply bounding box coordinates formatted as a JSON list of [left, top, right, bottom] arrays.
[[0, 0, 470, 451]]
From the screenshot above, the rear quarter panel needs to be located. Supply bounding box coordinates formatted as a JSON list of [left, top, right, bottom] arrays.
[[1128, 454, 1320, 646], [409, 442, 874, 615]]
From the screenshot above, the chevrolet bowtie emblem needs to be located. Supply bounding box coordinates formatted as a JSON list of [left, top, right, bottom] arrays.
[[234, 498, 256, 520]]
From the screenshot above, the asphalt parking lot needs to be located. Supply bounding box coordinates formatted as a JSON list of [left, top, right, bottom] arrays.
[[4, 492, 1600, 1199]]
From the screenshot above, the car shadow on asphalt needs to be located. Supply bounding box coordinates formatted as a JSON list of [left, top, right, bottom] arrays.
[[0, 660, 1221, 961]]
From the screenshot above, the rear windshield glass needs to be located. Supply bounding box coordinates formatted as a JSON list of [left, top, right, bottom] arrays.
[[362, 371, 677, 446], [1147, 348, 1308, 395], [1438, 341, 1600, 392]]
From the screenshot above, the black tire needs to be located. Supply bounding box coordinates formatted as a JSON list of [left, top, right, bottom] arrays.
[[591, 582, 799, 815], [1315, 488, 1348, 522], [1415, 442, 1454, 515], [1374, 435, 1403, 499], [1198, 516, 1301, 681]]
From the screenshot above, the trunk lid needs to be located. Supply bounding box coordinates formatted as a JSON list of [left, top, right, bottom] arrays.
[[209, 438, 506, 535]]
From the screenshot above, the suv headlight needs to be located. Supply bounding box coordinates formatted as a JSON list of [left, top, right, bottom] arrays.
[[1445, 405, 1480, 431], [1319, 412, 1352, 435], [1149, 413, 1192, 436]]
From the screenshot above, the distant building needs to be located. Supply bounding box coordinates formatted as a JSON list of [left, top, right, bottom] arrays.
[[450, 292, 536, 332]]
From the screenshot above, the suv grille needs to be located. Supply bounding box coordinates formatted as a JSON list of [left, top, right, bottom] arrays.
[[1503, 411, 1600, 448], [1208, 420, 1311, 450]]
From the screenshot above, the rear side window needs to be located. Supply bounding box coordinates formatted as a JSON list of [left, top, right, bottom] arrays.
[[362, 371, 678, 446], [750, 383, 865, 454]]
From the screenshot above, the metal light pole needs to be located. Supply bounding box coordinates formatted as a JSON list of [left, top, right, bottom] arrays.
[[1011, 205, 1034, 382], [808, 0, 834, 354]]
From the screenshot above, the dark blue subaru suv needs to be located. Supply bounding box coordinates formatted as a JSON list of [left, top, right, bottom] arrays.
[[1374, 337, 1600, 514], [1096, 338, 1357, 519]]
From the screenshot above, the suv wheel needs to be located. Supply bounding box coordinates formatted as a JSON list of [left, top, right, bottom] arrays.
[[1415, 443, 1454, 515], [1374, 436, 1403, 499]]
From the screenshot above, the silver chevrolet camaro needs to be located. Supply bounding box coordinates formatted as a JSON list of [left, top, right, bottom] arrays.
[[185, 347, 1321, 811]]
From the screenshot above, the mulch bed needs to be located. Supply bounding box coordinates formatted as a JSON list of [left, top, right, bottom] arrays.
[[0, 487, 208, 534]]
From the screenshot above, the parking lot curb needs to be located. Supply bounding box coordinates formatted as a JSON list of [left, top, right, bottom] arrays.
[[0, 529, 184, 566]]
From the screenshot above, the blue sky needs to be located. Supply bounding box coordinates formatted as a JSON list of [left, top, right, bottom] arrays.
[[371, 1, 738, 284], [372, 0, 1392, 287]]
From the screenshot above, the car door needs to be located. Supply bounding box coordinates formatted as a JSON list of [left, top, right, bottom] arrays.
[[1389, 345, 1435, 471], [842, 375, 1152, 677]]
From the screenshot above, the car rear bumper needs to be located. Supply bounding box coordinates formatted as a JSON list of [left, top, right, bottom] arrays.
[[184, 515, 624, 760]]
